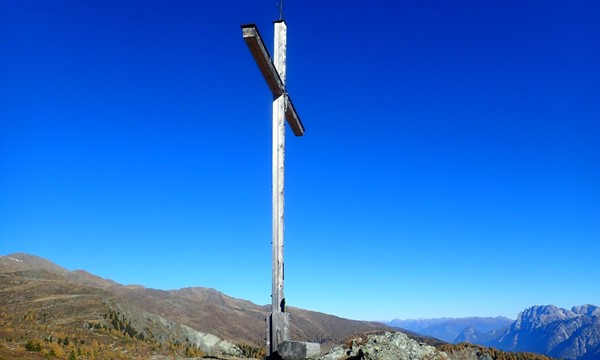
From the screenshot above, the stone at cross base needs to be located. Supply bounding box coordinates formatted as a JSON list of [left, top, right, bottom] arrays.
[[278, 340, 321, 360]]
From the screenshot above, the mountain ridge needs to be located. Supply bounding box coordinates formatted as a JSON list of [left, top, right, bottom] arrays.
[[0, 265, 243, 359], [0, 253, 391, 352]]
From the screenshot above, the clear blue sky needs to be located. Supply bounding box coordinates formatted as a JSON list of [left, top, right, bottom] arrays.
[[1, 1, 599, 321]]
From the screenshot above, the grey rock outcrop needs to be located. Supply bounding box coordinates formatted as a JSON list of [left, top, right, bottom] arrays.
[[107, 300, 243, 357], [180, 323, 243, 357], [320, 332, 448, 360]]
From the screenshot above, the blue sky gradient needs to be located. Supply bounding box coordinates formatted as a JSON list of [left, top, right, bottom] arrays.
[[1, 1, 599, 320]]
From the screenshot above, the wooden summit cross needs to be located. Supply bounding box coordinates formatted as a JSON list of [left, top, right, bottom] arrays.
[[242, 20, 320, 359]]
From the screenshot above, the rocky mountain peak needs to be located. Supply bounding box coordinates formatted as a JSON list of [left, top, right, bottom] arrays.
[[493, 304, 600, 359], [514, 305, 576, 330], [1, 253, 69, 274], [454, 327, 477, 343], [572, 304, 600, 317]]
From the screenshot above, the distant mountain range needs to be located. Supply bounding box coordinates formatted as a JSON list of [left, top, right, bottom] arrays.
[[388, 304, 600, 360], [384, 317, 513, 343]]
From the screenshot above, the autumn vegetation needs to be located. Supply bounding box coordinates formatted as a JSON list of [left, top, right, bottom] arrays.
[[0, 308, 206, 360], [437, 342, 555, 360]]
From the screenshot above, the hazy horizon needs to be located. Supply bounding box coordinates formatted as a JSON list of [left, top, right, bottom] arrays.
[[4, 251, 597, 322]]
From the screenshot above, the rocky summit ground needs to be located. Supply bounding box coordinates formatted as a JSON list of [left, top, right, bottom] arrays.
[[318, 332, 555, 360], [320, 331, 446, 360]]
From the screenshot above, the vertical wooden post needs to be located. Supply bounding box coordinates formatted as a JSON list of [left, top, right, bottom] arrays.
[[242, 19, 314, 358], [270, 19, 289, 356]]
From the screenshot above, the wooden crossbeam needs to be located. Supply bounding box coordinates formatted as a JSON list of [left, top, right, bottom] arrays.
[[285, 96, 305, 137], [241, 24, 284, 97], [241, 24, 305, 137]]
